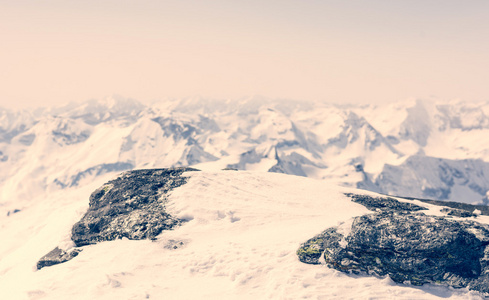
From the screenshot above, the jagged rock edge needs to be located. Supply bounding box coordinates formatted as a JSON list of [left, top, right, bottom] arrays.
[[37, 167, 199, 270], [298, 193, 489, 295]]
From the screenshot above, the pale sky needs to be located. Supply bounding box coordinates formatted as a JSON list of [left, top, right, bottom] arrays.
[[1, 1, 489, 109]]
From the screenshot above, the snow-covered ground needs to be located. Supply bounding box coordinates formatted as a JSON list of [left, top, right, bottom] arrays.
[[1, 170, 486, 299]]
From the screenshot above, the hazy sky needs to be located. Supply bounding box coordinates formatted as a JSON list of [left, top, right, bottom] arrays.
[[1, 1, 489, 109]]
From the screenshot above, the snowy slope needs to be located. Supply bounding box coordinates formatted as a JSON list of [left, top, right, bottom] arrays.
[[2, 96, 489, 211], [1, 170, 486, 299]]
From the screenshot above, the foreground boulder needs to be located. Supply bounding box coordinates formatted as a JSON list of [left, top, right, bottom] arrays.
[[37, 167, 196, 269], [71, 167, 197, 246], [298, 194, 489, 294]]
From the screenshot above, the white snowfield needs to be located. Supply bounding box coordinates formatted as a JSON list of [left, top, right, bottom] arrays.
[[0, 171, 486, 299]]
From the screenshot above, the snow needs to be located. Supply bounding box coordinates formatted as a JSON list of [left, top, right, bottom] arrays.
[[1, 170, 486, 299], [3, 97, 489, 297], [3, 97, 489, 206]]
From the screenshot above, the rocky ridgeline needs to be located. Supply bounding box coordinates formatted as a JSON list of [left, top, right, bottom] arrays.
[[298, 194, 489, 294], [37, 168, 197, 270]]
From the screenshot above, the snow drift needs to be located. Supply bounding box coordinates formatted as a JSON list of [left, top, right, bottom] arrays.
[[2, 169, 488, 299]]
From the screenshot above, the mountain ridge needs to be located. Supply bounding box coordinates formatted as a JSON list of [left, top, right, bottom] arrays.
[[2, 96, 489, 208]]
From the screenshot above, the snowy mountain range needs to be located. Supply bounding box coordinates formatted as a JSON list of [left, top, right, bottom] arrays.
[[3, 96, 489, 298], [2, 96, 489, 212]]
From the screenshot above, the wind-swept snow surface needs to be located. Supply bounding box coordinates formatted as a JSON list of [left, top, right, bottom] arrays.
[[1, 171, 485, 299]]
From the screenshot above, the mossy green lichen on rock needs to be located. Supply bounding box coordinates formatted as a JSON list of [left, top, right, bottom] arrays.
[[297, 237, 324, 264], [297, 228, 343, 265], [102, 184, 111, 193]]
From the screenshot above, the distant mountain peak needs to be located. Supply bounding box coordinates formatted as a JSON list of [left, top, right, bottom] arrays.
[[2, 97, 489, 206]]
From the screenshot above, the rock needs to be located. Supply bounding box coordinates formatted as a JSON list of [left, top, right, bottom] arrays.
[[72, 167, 197, 246], [416, 198, 489, 216], [346, 193, 427, 212], [6, 209, 21, 216], [38, 167, 197, 270], [37, 247, 82, 270], [441, 207, 477, 218], [163, 239, 188, 250], [298, 193, 489, 294], [297, 228, 342, 265]]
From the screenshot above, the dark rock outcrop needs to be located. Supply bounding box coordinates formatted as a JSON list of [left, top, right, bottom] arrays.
[[298, 194, 489, 294], [346, 193, 427, 212], [72, 167, 197, 246], [37, 167, 196, 270], [440, 207, 477, 218], [416, 198, 489, 216], [6, 209, 21, 216], [37, 247, 82, 270]]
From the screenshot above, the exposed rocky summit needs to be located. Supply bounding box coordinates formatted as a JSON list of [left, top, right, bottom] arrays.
[[37, 167, 196, 270], [71, 167, 196, 246], [298, 194, 489, 294]]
